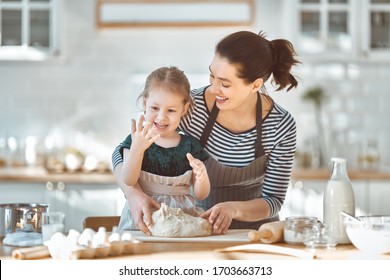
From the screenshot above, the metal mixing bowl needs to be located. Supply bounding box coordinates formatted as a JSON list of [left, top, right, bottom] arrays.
[[345, 215, 390, 254], [0, 203, 49, 237]]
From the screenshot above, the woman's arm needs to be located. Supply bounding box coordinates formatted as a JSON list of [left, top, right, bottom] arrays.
[[114, 162, 160, 235], [200, 198, 271, 234]]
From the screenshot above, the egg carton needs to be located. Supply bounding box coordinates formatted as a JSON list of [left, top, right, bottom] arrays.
[[69, 240, 140, 259], [47, 227, 140, 260]]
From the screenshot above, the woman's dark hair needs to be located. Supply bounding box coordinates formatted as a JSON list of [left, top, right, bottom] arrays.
[[215, 31, 300, 91]]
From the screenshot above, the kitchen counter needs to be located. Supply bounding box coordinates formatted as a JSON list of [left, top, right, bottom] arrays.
[[1, 240, 389, 260], [1, 229, 389, 261]]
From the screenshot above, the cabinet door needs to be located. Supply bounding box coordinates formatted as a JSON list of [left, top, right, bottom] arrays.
[[58, 183, 125, 232], [281, 179, 369, 220], [294, 0, 355, 58], [368, 181, 390, 215], [0, 182, 47, 205], [361, 0, 390, 59]]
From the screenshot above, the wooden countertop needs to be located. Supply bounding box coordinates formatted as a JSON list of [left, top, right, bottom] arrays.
[[1, 240, 389, 260]]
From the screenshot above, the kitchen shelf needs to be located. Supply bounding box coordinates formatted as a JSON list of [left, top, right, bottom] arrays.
[[292, 168, 390, 181], [0, 167, 116, 184], [2, 167, 390, 184]]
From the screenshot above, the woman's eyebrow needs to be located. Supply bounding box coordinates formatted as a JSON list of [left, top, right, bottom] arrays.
[[209, 66, 232, 83]]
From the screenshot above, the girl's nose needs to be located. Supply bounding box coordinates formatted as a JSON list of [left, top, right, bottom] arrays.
[[157, 111, 167, 120]]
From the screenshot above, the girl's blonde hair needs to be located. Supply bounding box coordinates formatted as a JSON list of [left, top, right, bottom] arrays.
[[138, 66, 194, 113]]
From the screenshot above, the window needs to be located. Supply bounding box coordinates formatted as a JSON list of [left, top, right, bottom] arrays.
[[0, 0, 59, 60], [297, 0, 352, 54]]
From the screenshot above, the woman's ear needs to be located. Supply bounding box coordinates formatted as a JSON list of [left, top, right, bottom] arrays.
[[252, 78, 263, 92]]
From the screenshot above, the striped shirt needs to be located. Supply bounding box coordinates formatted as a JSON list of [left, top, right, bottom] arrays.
[[179, 86, 297, 217], [112, 86, 297, 217]]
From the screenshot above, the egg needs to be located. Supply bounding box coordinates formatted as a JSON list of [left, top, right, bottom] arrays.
[[78, 228, 96, 247]]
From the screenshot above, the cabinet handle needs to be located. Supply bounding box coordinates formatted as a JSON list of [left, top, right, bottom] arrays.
[[46, 181, 54, 191], [57, 181, 66, 191]]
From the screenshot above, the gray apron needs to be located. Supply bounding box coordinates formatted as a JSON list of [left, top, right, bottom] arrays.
[[198, 93, 278, 229], [118, 170, 204, 231]]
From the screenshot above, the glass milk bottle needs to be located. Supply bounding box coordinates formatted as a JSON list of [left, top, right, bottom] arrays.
[[323, 157, 355, 244]]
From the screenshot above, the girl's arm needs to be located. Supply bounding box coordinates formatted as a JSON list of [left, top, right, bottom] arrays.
[[121, 117, 160, 186], [186, 153, 210, 200]]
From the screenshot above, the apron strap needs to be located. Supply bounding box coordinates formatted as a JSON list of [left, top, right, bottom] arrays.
[[200, 92, 265, 157], [199, 99, 219, 147], [255, 92, 265, 157]]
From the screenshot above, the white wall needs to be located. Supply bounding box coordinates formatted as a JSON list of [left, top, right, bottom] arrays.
[[0, 0, 389, 170]]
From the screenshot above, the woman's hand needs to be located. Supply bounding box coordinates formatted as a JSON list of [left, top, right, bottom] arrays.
[[126, 186, 161, 235], [130, 115, 160, 153], [200, 202, 236, 234]]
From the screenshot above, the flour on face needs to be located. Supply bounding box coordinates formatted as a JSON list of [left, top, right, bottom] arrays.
[[148, 203, 212, 237]]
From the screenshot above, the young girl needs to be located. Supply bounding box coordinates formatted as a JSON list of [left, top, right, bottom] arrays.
[[117, 66, 210, 234]]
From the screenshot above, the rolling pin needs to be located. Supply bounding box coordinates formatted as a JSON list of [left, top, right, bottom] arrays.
[[248, 220, 285, 244], [12, 245, 50, 260]]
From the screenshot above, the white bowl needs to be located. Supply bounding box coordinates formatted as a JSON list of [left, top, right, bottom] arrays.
[[345, 216, 390, 254]]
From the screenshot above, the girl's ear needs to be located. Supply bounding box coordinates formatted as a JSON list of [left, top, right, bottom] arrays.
[[142, 97, 147, 112], [252, 78, 263, 92], [181, 102, 190, 116]]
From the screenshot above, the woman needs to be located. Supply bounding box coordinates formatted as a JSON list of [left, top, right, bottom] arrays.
[[112, 30, 300, 235]]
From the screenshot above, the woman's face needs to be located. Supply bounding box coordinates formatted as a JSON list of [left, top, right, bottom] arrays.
[[143, 87, 189, 138], [208, 53, 261, 111]]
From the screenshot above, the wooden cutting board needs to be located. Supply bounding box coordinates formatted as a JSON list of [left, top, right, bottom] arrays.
[[128, 229, 251, 243]]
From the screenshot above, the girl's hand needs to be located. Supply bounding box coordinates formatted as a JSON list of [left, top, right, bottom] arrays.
[[126, 187, 161, 235], [130, 115, 160, 152], [186, 153, 210, 200], [186, 153, 208, 184], [200, 202, 235, 235]]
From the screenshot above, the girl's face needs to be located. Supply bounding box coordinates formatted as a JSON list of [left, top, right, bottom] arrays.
[[143, 87, 189, 138], [208, 53, 262, 111]]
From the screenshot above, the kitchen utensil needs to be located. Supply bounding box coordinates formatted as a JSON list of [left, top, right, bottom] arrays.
[[41, 211, 65, 244], [0, 203, 49, 237], [340, 211, 361, 224], [248, 220, 284, 243], [284, 216, 318, 244], [12, 246, 50, 260], [128, 229, 251, 243], [216, 243, 316, 259], [303, 222, 337, 249], [345, 215, 390, 254]]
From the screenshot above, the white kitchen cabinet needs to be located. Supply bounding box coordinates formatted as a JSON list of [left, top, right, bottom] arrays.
[[280, 179, 374, 221], [0, 0, 61, 60], [0, 182, 48, 205], [56, 183, 125, 231], [367, 181, 390, 215], [288, 0, 390, 61]]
